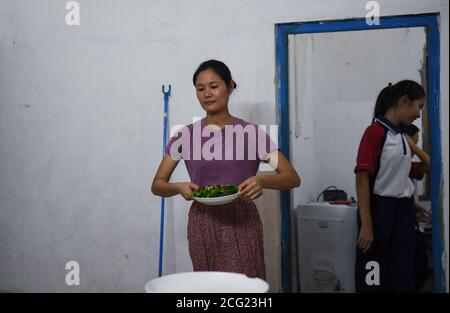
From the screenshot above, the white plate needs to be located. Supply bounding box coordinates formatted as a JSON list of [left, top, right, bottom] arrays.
[[145, 271, 269, 293], [193, 192, 239, 206]]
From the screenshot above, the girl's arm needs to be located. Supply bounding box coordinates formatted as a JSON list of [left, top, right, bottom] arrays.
[[151, 155, 198, 200], [405, 135, 430, 173], [355, 171, 373, 253], [258, 150, 301, 190]]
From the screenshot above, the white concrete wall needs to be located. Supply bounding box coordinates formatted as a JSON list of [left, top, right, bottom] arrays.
[[0, 0, 447, 292]]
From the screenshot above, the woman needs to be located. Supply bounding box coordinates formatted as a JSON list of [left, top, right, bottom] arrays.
[[354, 80, 427, 292], [151, 60, 301, 279]]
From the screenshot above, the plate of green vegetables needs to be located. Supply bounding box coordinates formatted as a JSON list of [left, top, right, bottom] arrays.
[[190, 184, 239, 206]]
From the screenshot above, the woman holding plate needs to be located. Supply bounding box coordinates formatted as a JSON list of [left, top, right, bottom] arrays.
[[151, 60, 301, 279]]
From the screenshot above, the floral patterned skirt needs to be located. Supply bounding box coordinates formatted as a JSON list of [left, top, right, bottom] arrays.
[[187, 197, 266, 280]]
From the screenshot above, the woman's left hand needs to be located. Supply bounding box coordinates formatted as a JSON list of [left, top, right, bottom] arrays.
[[238, 176, 263, 200], [416, 206, 432, 224]]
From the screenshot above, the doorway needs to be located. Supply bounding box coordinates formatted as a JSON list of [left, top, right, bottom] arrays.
[[275, 14, 443, 293]]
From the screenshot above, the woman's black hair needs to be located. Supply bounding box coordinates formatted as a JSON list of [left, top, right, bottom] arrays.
[[373, 80, 425, 122], [193, 59, 237, 90], [403, 124, 420, 136]]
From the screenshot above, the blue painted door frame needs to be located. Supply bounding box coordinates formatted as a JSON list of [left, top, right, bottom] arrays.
[[275, 13, 444, 293]]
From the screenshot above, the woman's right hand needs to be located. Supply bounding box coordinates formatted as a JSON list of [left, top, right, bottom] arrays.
[[357, 223, 374, 253], [176, 182, 199, 201]]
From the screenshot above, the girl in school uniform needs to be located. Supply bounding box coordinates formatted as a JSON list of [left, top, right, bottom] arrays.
[[354, 80, 427, 292], [151, 60, 301, 279]]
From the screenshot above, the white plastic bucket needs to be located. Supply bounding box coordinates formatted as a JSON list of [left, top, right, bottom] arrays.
[[145, 271, 269, 293]]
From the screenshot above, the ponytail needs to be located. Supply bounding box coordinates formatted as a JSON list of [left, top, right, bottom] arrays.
[[372, 80, 425, 122], [373, 83, 393, 122]]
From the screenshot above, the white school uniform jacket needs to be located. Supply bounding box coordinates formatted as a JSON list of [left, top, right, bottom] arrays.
[[354, 117, 424, 198]]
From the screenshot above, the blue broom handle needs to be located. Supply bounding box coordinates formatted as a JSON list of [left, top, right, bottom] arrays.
[[162, 85, 171, 155], [159, 85, 171, 277]]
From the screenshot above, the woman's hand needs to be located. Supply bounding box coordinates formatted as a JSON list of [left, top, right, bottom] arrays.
[[416, 205, 432, 224], [357, 223, 374, 253], [238, 176, 263, 200], [176, 182, 199, 201]]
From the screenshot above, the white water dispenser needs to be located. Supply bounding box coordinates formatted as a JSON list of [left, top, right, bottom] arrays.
[[297, 202, 358, 292]]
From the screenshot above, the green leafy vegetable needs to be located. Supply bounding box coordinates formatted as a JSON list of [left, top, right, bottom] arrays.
[[190, 184, 238, 198]]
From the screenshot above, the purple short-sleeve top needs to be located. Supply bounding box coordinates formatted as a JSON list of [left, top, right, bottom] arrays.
[[165, 116, 278, 187]]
